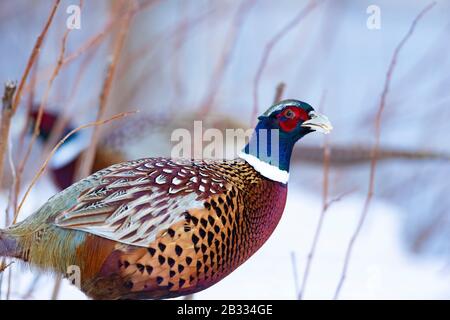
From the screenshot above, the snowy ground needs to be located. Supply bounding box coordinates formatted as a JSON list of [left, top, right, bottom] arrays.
[[1, 179, 448, 300]]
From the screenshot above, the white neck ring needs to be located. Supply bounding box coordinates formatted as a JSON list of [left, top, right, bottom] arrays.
[[238, 152, 289, 184]]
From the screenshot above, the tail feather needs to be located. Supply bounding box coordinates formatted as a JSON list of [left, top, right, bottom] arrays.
[[0, 229, 18, 258]]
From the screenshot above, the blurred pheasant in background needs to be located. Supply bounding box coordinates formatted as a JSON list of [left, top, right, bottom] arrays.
[[0, 99, 332, 299]]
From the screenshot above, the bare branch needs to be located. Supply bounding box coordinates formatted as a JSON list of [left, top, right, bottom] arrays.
[[273, 82, 286, 104], [50, 275, 63, 300], [14, 28, 72, 217], [333, 2, 436, 299], [0, 261, 14, 274], [0, 0, 60, 191], [298, 138, 330, 299], [21, 0, 158, 97], [1, 82, 16, 111], [250, 0, 323, 126], [290, 251, 300, 297], [12, 0, 61, 114], [292, 144, 450, 166], [117, 5, 215, 111], [0, 82, 17, 193], [75, 3, 136, 180], [199, 0, 256, 115]]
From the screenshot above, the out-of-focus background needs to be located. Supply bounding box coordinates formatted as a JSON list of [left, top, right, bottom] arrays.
[[0, 0, 449, 299]]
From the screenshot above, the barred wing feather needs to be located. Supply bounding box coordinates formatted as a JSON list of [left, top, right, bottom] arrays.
[[53, 158, 231, 247]]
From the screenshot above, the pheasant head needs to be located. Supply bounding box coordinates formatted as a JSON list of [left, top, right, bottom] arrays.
[[241, 99, 332, 183]]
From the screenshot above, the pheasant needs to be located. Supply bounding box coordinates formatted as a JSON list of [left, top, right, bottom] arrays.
[[3, 99, 332, 299]]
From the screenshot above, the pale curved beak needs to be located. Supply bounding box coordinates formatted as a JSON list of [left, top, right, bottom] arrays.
[[301, 111, 333, 134]]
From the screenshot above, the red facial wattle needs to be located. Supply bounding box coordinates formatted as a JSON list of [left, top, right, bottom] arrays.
[[277, 106, 309, 132]]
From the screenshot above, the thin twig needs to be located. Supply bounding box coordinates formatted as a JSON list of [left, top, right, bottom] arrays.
[[290, 252, 300, 297], [43, 50, 95, 161], [118, 1, 211, 79], [22, 275, 42, 299], [292, 144, 450, 166], [5, 124, 18, 226], [297, 92, 354, 299], [12, 0, 61, 114], [296, 90, 329, 299], [298, 135, 330, 299], [48, 1, 85, 300], [273, 82, 286, 104], [50, 274, 63, 300], [0, 261, 14, 274], [19, 61, 40, 149], [21, 0, 157, 97], [13, 28, 72, 220], [169, 0, 189, 111], [116, 6, 220, 113], [75, 4, 136, 181], [0, 82, 17, 193], [0, 260, 14, 300], [0, 0, 60, 193], [15, 111, 137, 218], [198, 0, 256, 115], [5, 263, 12, 300], [250, 0, 322, 126], [0, 258, 5, 298], [333, 2, 436, 299], [1, 82, 17, 112]]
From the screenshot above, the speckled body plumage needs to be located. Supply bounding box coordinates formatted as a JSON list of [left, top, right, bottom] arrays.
[[1, 99, 332, 299], [4, 158, 287, 299]]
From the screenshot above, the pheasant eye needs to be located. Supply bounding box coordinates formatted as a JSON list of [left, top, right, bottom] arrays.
[[285, 109, 295, 119]]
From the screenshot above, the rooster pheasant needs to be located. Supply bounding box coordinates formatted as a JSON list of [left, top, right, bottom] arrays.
[[1, 99, 332, 299]]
